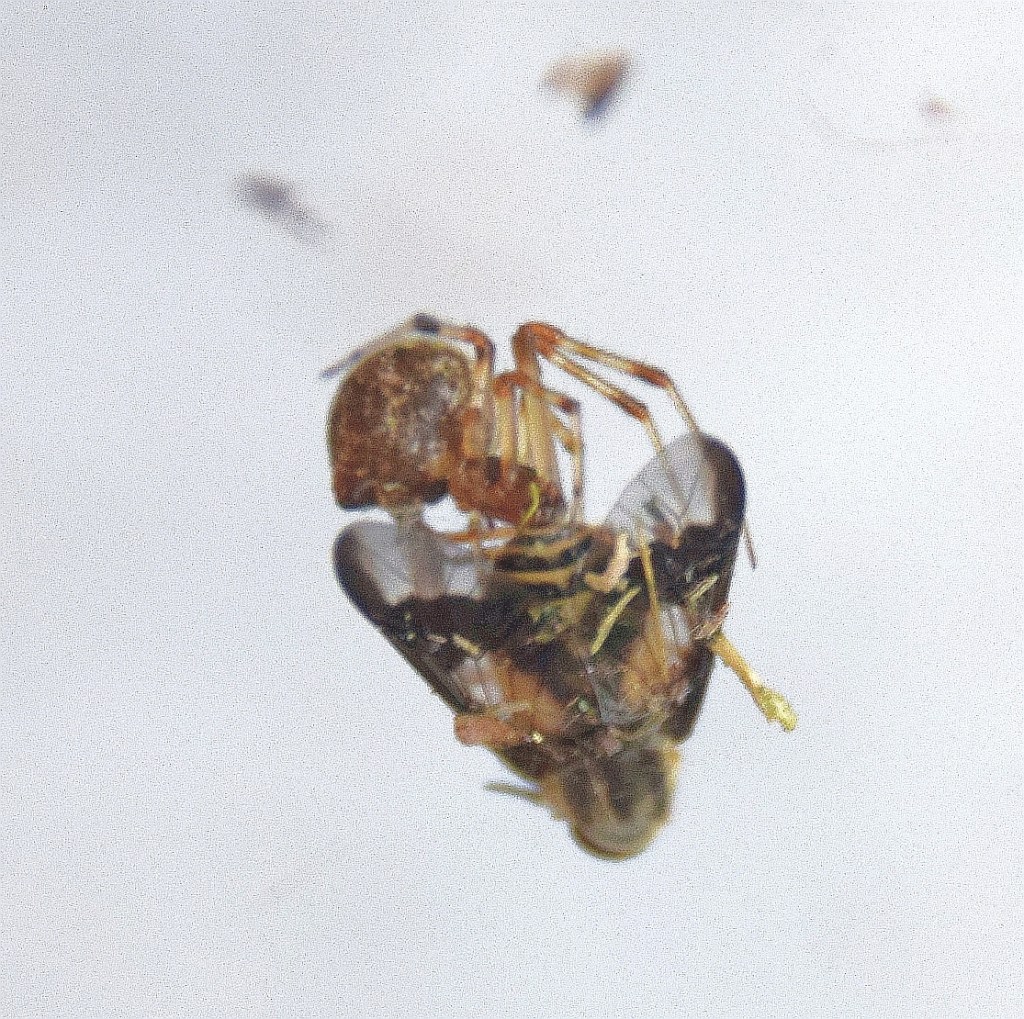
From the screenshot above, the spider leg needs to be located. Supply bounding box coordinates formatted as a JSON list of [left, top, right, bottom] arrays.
[[512, 321, 757, 565], [512, 322, 700, 449], [421, 315, 496, 458], [493, 370, 584, 522]]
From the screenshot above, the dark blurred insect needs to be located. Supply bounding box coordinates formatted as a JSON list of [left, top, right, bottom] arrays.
[[542, 49, 631, 120], [235, 172, 330, 243], [327, 316, 795, 857]]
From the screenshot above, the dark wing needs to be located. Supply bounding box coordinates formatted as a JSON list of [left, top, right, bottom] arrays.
[[605, 433, 747, 740], [334, 519, 513, 714]]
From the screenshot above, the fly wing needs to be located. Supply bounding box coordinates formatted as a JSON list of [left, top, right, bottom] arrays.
[[334, 519, 510, 714], [603, 433, 747, 731], [605, 433, 744, 553], [605, 433, 745, 608]]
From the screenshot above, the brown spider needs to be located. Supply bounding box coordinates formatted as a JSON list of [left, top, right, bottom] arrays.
[[324, 313, 701, 536]]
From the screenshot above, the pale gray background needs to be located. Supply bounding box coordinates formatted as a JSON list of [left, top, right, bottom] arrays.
[[2, 3, 1021, 1016]]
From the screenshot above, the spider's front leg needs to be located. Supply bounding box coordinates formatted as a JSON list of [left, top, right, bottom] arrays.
[[511, 321, 702, 450], [511, 321, 757, 565]]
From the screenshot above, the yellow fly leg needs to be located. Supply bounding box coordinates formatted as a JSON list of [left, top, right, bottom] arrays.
[[589, 584, 641, 657], [707, 631, 797, 731], [583, 531, 632, 593]]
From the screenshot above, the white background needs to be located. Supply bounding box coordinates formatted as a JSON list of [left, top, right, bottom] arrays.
[[2, 3, 1021, 1015]]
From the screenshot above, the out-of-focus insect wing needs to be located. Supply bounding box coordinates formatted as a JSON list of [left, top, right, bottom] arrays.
[[333, 518, 509, 714]]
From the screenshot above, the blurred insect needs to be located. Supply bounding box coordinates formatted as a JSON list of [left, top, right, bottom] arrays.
[[542, 49, 631, 120], [235, 172, 330, 243], [326, 317, 795, 857], [919, 96, 954, 122]]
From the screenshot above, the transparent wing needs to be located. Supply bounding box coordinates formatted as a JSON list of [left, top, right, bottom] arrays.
[[335, 517, 488, 603], [605, 432, 745, 550], [334, 518, 509, 714]]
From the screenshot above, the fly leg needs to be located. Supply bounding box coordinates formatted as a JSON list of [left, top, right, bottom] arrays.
[[453, 711, 544, 749], [707, 631, 797, 731]]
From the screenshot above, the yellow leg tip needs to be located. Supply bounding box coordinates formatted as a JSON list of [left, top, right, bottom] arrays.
[[707, 631, 798, 732], [754, 687, 798, 732]]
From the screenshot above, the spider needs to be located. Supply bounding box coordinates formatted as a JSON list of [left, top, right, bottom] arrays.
[[324, 313, 702, 539]]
